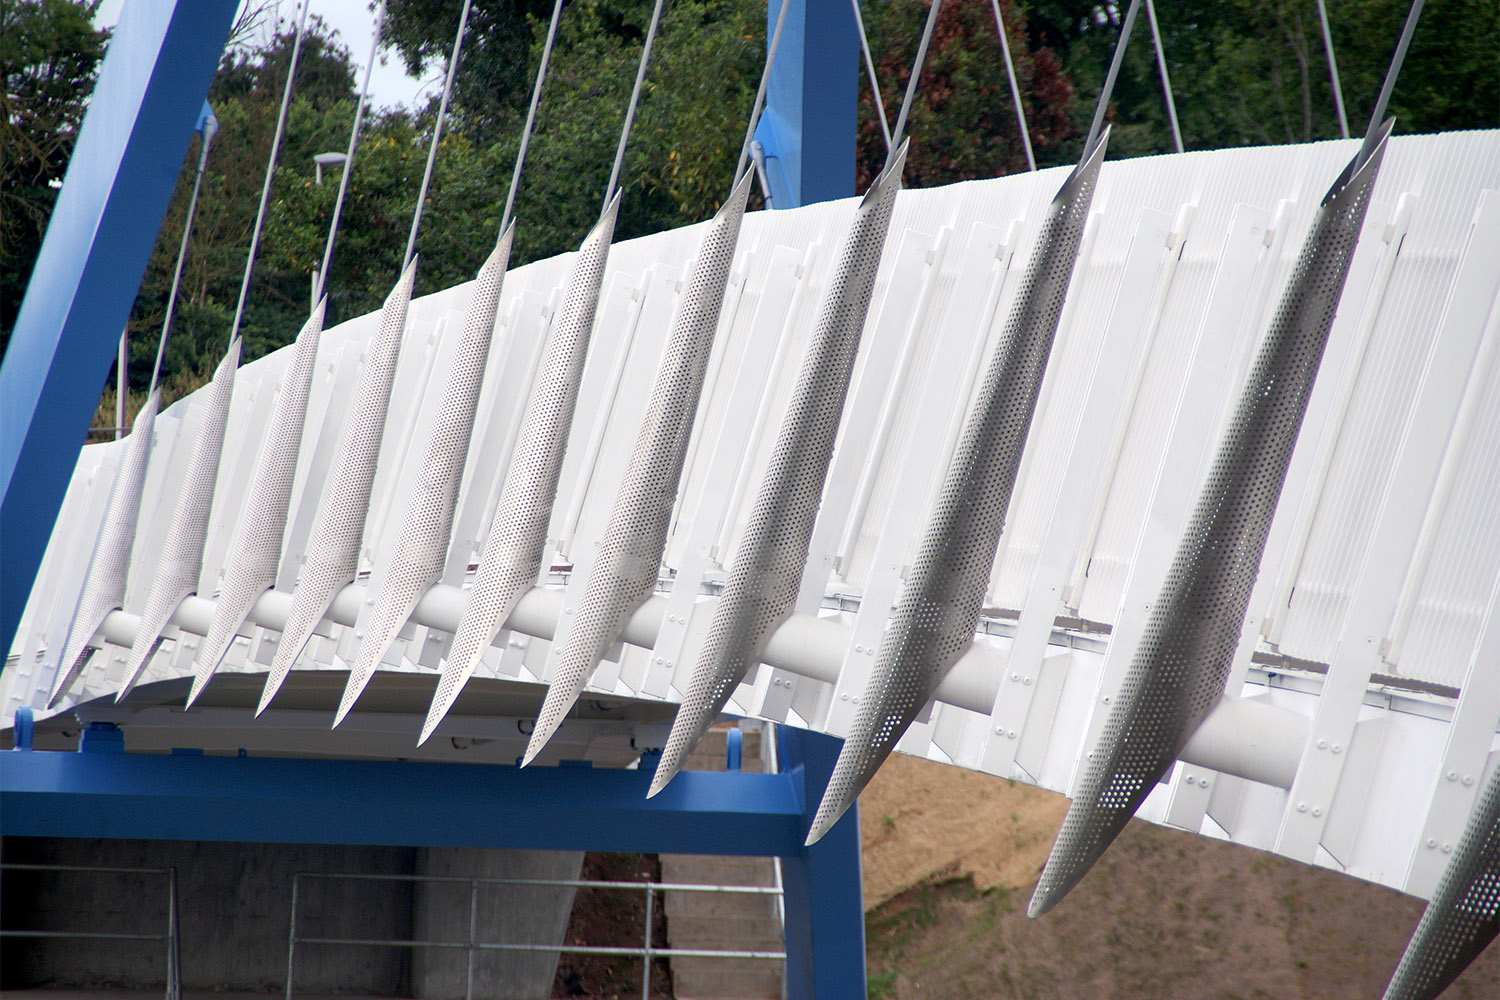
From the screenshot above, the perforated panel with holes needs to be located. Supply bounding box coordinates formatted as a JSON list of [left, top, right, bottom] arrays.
[[118, 340, 241, 698], [528, 177, 752, 754], [1030, 128, 1393, 917], [259, 263, 417, 713], [335, 228, 515, 723], [428, 202, 619, 743], [1384, 762, 1500, 1000], [192, 305, 325, 701], [809, 134, 1108, 842], [651, 149, 907, 789], [49, 393, 161, 707]]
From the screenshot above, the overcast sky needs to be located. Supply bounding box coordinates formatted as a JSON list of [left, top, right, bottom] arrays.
[[94, 0, 434, 110]]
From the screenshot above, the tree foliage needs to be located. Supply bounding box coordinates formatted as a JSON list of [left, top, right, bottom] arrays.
[[0, 0, 108, 357]]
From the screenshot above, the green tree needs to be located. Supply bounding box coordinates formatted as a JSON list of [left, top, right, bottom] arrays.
[[0, 0, 108, 360], [854, 0, 1080, 188]]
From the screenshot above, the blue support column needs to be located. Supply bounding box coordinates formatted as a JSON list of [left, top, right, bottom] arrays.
[[0, 0, 238, 657], [755, 0, 859, 208], [778, 727, 867, 1000]]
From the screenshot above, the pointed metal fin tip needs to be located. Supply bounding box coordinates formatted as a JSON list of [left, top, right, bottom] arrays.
[[1329, 117, 1395, 207]]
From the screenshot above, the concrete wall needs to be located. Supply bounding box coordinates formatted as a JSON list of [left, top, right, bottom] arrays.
[[1, 837, 415, 992], [412, 848, 584, 1000], [1, 839, 588, 997]]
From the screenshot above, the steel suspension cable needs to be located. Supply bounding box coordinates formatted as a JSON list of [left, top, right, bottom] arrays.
[[1087, 0, 1142, 153], [1315, 0, 1351, 138], [602, 0, 669, 212], [988, 0, 1035, 171], [1358, 0, 1425, 169], [850, 0, 892, 153], [734, 0, 794, 190], [1144, 0, 1182, 153], [227, 0, 314, 346], [314, 0, 386, 302], [885, 0, 946, 173], [149, 115, 218, 395], [500, 0, 567, 234], [404, 0, 475, 268]]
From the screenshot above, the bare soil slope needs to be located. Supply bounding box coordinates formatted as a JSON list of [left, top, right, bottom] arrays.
[[860, 754, 1499, 999]]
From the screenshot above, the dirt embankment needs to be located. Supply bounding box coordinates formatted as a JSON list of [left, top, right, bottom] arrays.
[[860, 754, 1500, 1000]]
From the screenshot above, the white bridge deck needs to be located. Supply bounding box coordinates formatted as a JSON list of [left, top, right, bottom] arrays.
[[7, 131, 1499, 904]]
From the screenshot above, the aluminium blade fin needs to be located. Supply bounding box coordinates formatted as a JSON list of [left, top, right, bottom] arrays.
[[647, 142, 909, 796], [256, 258, 418, 715], [1028, 121, 1395, 918], [806, 127, 1111, 845], [432, 196, 620, 746], [117, 339, 242, 701], [333, 222, 516, 727], [517, 173, 754, 759], [1382, 757, 1500, 1000], [46, 392, 161, 708], [188, 301, 326, 706]]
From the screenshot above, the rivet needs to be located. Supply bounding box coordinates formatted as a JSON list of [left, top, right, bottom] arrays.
[[1011, 672, 1021, 682], [1311, 807, 1322, 818], [1446, 770, 1458, 781], [1426, 838, 1438, 849], [1023, 677, 1032, 686], [1297, 802, 1308, 813], [852, 697, 861, 705], [854, 644, 863, 653], [1462, 775, 1474, 786], [842, 694, 850, 701], [995, 726, 1004, 735], [654, 657, 663, 664], [1316, 739, 1327, 749], [1441, 843, 1453, 854], [1103, 696, 1111, 704], [1331, 744, 1342, 754], [1007, 730, 1017, 739], [1185, 774, 1196, 785]]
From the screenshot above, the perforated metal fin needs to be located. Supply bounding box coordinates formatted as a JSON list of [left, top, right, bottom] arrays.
[[334, 224, 516, 727], [258, 259, 418, 716], [649, 145, 908, 797], [1383, 761, 1500, 1000], [806, 130, 1110, 845], [46, 392, 161, 708], [433, 198, 620, 749], [118, 339, 242, 702], [189, 302, 326, 707], [1029, 123, 1394, 919], [521, 175, 753, 761]]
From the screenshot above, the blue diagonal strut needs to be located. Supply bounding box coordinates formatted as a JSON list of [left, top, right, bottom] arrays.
[[0, 0, 239, 658]]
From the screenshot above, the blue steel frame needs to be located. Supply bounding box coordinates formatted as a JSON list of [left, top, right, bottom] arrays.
[[0, 0, 239, 656], [0, 2, 864, 994], [756, 0, 858, 208], [1, 725, 865, 998]]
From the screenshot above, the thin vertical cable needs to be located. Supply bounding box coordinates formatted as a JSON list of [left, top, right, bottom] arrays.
[[886, 0, 944, 170], [501, 0, 567, 234], [988, 0, 1035, 171], [735, 0, 794, 189], [1316, 0, 1351, 138], [315, 1, 385, 301], [404, 0, 475, 268], [1358, 0, 1425, 168], [228, 0, 314, 345], [603, 0, 669, 211], [1144, 0, 1182, 153], [850, 0, 892, 153], [151, 116, 218, 393], [1087, 0, 1142, 152]]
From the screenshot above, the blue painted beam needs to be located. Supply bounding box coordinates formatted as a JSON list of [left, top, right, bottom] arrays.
[[756, 0, 858, 207], [779, 727, 867, 1000], [0, 0, 239, 657], [0, 748, 807, 856]]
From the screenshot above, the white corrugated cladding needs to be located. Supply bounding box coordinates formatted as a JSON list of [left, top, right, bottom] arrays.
[[6, 131, 1498, 900]]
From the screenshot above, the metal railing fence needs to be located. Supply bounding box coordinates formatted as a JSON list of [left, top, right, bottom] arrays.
[[0, 862, 181, 1000], [285, 870, 785, 1000]]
